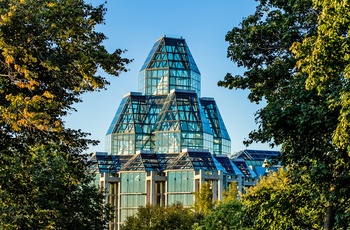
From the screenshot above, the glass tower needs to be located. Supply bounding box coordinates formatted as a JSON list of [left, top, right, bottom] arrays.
[[106, 36, 231, 156]]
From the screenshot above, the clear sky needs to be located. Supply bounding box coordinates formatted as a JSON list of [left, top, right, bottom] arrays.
[[64, 0, 279, 154]]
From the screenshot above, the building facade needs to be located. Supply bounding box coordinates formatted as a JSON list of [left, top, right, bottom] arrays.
[[91, 36, 279, 229]]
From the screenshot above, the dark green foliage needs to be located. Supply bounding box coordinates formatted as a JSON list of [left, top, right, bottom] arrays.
[[193, 183, 248, 230], [219, 0, 350, 229], [0, 142, 113, 230], [0, 0, 131, 229], [194, 200, 246, 230], [121, 203, 203, 230]]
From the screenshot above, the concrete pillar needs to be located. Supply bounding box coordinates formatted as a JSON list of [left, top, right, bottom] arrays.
[[165, 171, 168, 206], [237, 175, 243, 197], [212, 180, 218, 201], [148, 171, 156, 205], [217, 170, 224, 202], [109, 182, 117, 230], [117, 173, 122, 230]]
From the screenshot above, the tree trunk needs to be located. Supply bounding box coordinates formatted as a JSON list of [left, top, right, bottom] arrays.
[[324, 204, 335, 230]]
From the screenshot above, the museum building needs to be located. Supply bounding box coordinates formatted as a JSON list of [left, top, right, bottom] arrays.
[[90, 36, 280, 229]]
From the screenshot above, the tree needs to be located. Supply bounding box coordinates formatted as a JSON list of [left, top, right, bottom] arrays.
[[194, 182, 214, 215], [242, 168, 324, 230], [291, 2, 350, 228], [0, 142, 115, 229], [193, 200, 245, 230], [222, 182, 239, 203], [193, 199, 246, 230], [0, 0, 131, 229], [193, 183, 247, 230], [121, 203, 202, 230], [219, 0, 350, 229], [292, 0, 350, 151]]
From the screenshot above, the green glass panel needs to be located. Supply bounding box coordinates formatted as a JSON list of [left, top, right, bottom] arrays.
[[168, 172, 175, 192]]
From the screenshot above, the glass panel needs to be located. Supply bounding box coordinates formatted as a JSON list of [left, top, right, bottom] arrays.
[[121, 172, 146, 193], [138, 36, 201, 96], [168, 172, 175, 192], [168, 194, 194, 206]]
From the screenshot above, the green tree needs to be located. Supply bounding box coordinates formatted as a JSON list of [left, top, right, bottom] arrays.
[[0, 143, 115, 229], [242, 168, 324, 230], [292, 0, 350, 151], [193, 199, 246, 230], [122, 203, 202, 230], [291, 2, 350, 228], [194, 182, 214, 215], [222, 182, 238, 203], [0, 0, 131, 229], [219, 0, 350, 229], [193, 183, 247, 230]]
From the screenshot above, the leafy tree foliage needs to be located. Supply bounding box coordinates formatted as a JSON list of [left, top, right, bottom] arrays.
[[203, 199, 248, 230], [193, 183, 247, 230], [194, 182, 214, 215], [292, 0, 350, 151], [242, 168, 324, 230], [291, 2, 350, 228], [0, 0, 131, 229], [0, 143, 114, 229], [121, 203, 202, 230], [222, 182, 239, 203], [193, 200, 246, 230], [219, 0, 350, 229]]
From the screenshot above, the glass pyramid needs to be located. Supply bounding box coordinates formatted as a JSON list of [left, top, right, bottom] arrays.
[[106, 36, 231, 156]]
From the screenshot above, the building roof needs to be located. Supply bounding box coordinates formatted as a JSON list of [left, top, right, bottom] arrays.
[[140, 36, 200, 73], [166, 149, 219, 171], [232, 149, 280, 161], [89, 152, 133, 173], [214, 155, 244, 176], [90, 149, 271, 179], [231, 159, 257, 178]]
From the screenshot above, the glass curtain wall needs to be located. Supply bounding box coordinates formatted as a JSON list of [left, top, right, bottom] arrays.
[[167, 171, 194, 206], [119, 172, 147, 222], [154, 90, 213, 154], [106, 36, 230, 156], [138, 36, 201, 97], [106, 93, 151, 155], [200, 98, 231, 155]]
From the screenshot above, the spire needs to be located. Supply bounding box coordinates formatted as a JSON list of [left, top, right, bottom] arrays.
[[138, 36, 201, 96]]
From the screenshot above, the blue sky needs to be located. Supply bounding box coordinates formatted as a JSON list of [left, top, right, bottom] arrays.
[[64, 0, 279, 154]]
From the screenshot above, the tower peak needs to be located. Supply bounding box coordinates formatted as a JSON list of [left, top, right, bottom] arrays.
[[138, 36, 200, 96]]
